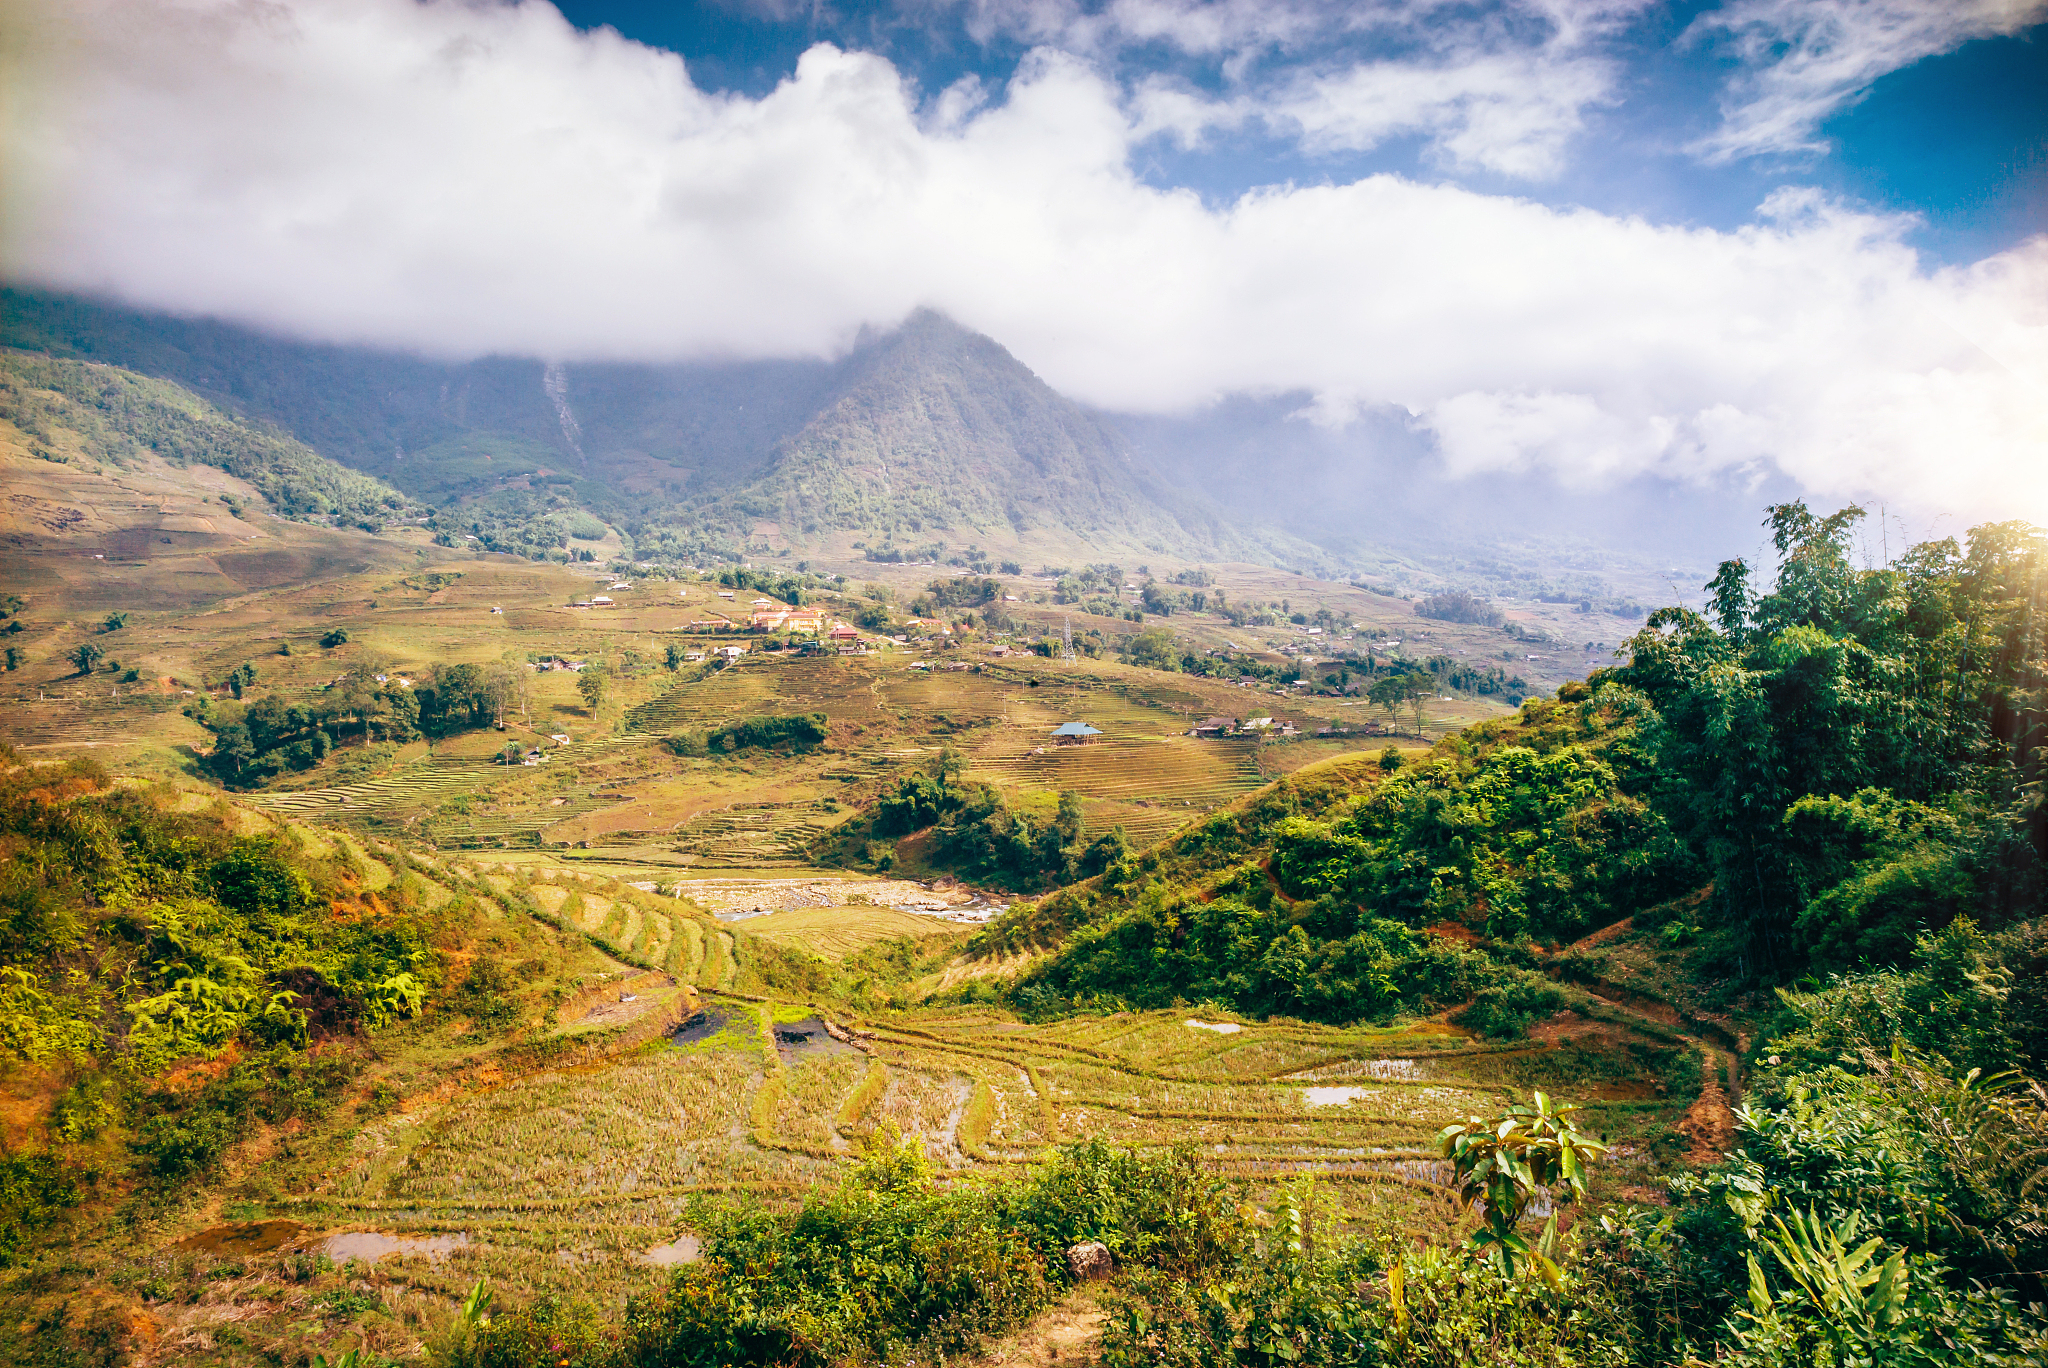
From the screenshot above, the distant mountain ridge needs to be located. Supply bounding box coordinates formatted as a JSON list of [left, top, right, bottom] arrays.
[[702, 309, 1252, 555], [0, 287, 1272, 562]]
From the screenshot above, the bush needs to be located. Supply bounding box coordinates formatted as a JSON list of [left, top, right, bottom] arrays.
[[1415, 590, 1504, 627], [1453, 974, 1568, 1038], [461, 1139, 1240, 1368], [704, 713, 827, 754]]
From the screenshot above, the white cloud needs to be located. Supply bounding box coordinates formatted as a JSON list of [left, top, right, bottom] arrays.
[[1688, 0, 2048, 162], [949, 0, 1646, 176], [1274, 46, 1618, 178], [2, 0, 2044, 524]]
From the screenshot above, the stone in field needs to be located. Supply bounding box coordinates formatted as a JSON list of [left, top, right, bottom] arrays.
[[1066, 1241, 1113, 1281]]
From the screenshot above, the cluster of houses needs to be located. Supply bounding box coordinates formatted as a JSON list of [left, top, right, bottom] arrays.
[[1189, 715, 1297, 738]]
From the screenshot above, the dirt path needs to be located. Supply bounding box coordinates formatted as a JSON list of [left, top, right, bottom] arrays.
[[1543, 939, 1743, 1167], [964, 1289, 1108, 1367]]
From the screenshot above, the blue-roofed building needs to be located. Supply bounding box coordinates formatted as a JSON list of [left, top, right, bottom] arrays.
[[1050, 721, 1102, 745]]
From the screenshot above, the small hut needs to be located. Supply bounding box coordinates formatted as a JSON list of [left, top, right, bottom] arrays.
[[1050, 721, 1102, 746]]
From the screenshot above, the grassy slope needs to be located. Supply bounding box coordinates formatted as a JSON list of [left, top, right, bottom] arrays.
[[0, 352, 420, 527]]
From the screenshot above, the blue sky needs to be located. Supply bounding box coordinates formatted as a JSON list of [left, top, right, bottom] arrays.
[[550, 0, 2047, 264], [4, 0, 2042, 522]]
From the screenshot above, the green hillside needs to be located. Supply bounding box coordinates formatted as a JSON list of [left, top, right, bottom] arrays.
[[699, 309, 1254, 555], [2, 288, 1282, 566], [0, 351, 419, 528]]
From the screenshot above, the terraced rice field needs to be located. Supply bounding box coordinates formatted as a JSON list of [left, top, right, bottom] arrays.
[[250, 738, 650, 846], [294, 999, 1614, 1258], [663, 801, 838, 867], [730, 904, 963, 958]]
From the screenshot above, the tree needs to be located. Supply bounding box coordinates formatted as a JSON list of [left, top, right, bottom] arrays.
[[1368, 672, 1431, 736], [576, 668, 609, 712], [664, 641, 685, 671], [1438, 1092, 1607, 1283], [1124, 628, 1180, 672], [319, 628, 349, 648], [1612, 502, 2047, 974], [2, 647, 17, 672], [67, 642, 103, 676], [101, 612, 127, 633], [1054, 790, 1084, 846]]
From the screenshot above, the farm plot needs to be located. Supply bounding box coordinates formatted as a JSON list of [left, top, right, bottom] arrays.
[[731, 904, 965, 959], [310, 1047, 842, 1258], [968, 734, 1265, 808], [664, 800, 838, 867]]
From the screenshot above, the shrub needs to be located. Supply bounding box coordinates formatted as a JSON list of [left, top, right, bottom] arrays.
[[1415, 590, 1504, 627]]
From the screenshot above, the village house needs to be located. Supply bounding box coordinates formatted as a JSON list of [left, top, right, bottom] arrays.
[[549, 732, 570, 745], [1191, 716, 1238, 737], [1050, 721, 1102, 746], [749, 606, 825, 633]]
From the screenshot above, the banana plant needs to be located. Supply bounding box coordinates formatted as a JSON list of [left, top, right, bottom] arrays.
[[1436, 1090, 1609, 1285]]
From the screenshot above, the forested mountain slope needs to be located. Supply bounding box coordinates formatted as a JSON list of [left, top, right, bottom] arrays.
[[0, 351, 418, 529], [702, 309, 1253, 555], [983, 502, 2044, 1017], [2, 287, 1270, 563]]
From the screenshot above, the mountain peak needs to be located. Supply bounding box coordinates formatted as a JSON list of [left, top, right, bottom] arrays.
[[705, 305, 1243, 555]]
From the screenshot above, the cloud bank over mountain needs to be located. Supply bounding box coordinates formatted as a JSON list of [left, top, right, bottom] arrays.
[[2, 0, 2042, 523]]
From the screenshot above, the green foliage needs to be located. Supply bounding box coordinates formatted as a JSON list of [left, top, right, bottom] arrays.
[[448, 958, 521, 1035], [186, 658, 505, 787], [1438, 1092, 1608, 1283], [0, 758, 430, 1088], [1611, 503, 2045, 977], [711, 713, 827, 754], [1415, 589, 1505, 627], [0, 352, 417, 527], [863, 755, 1088, 889], [1453, 974, 1570, 1038], [456, 1137, 1240, 1368], [921, 576, 1002, 608], [0, 1152, 82, 1268], [67, 642, 103, 676], [1271, 741, 1687, 942]]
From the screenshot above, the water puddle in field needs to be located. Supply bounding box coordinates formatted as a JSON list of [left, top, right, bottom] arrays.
[[322, 1231, 469, 1263], [176, 1220, 306, 1255], [773, 1016, 857, 1060], [1186, 1020, 1242, 1034], [1304, 1086, 1379, 1107], [641, 1233, 702, 1266], [670, 1008, 731, 1046]]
